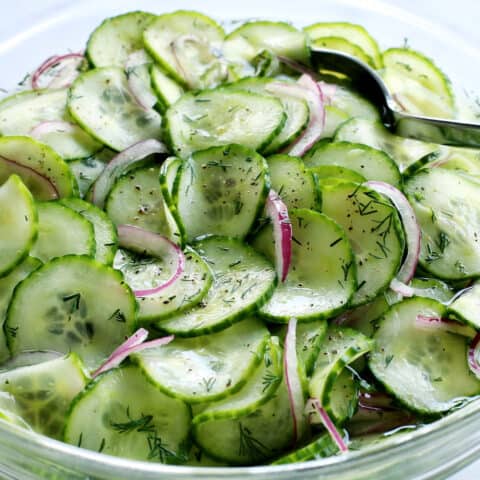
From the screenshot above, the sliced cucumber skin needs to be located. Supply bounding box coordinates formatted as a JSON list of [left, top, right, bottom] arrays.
[[227, 78, 310, 155], [174, 144, 270, 242], [64, 365, 191, 463], [0, 257, 42, 363], [0, 136, 78, 199], [369, 297, 480, 415], [254, 208, 356, 322], [334, 118, 437, 172], [30, 201, 96, 263], [0, 89, 102, 160], [5, 255, 137, 370], [405, 168, 480, 280], [0, 353, 88, 439], [309, 326, 373, 423], [320, 181, 404, 307], [266, 154, 321, 211], [305, 21, 382, 68], [192, 380, 294, 465], [105, 165, 171, 237], [156, 236, 276, 337], [143, 10, 225, 86], [165, 88, 286, 158], [68, 67, 162, 152], [303, 141, 401, 187], [60, 197, 118, 265], [447, 282, 480, 329], [0, 175, 38, 277], [115, 247, 213, 323], [135, 318, 269, 404], [272, 433, 338, 464], [86, 11, 155, 67], [192, 336, 282, 423]]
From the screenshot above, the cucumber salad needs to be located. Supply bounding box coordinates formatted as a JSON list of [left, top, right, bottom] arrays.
[[0, 8, 480, 467]]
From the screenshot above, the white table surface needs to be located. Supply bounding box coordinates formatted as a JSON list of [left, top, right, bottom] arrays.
[[1, 1, 480, 478]]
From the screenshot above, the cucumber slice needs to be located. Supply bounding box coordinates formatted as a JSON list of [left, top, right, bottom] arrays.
[[183, 444, 226, 466], [0, 89, 102, 160], [447, 282, 480, 329], [135, 317, 268, 403], [150, 65, 184, 113], [105, 165, 171, 237], [410, 277, 454, 304], [0, 353, 88, 439], [305, 22, 382, 68], [0, 391, 33, 430], [405, 168, 480, 280], [335, 118, 438, 172], [175, 145, 269, 241], [309, 327, 373, 423], [6, 255, 136, 370], [253, 209, 356, 322], [64, 365, 190, 463], [303, 141, 401, 187], [369, 297, 480, 414], [326, 368, 359, 425], [0, 136, 78, 199], [340, 295, 390, 338], [312, 165, 366, 183], [192, 336, 282, 422], [192, 380, 293, 465], [272, 433, 338, 464], [30, 202, 95, 263], [320, 181, 404, 306], [266, 154, 320, 210], [156, 237, 276, 336], [227, 78, 310, 154], [114, 246, 212, 322], [297, 321, 328, 379], [158, 156, 184, 245], [60, 198, 117, 265], [382, 48, 454, 117], [144, 11, 225, 87], [322, 105, 349, 139], [165, 88, 286, 158], [0, 257, 42, 363], [311, 37, 375, 67], [86, 11, 155, 67], [68, 67, 162, 152], [328, 84, 379, 122], [224, 21, 309, 64], [0, 175, 37, 276], [69, 148, 113, 198]]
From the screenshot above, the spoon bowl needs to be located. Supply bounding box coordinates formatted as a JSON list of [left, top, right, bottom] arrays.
[[310, 48, 480, 148]]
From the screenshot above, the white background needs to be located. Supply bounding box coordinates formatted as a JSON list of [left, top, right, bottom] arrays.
[[0, 0, 479, 478]]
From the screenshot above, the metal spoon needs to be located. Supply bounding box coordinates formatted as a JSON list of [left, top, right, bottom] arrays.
[[310, 47, 480, 148]]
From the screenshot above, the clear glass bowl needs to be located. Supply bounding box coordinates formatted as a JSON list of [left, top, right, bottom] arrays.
[[1, 0, 480, 478]]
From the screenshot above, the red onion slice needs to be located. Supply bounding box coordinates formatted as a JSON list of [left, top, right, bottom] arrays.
[[317, 81, 337, 105], [31, 53, 85, 90], [364, 181, 421, 290], [266, 73, 325, 157], [468, 333, 480, 378], [0, 154, 58, 199], [91, 139, 167, 209], [389, 278, 415, 298], [117, 225, 185, 297], [92, 328, 174, 378], [415, 314, 476, 337], [30, 120, 77, 138], [266, 190, 292, 282], [284, 318, 305, 445], [308, 398, 348, 453], [125, 50, 158, 111]]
